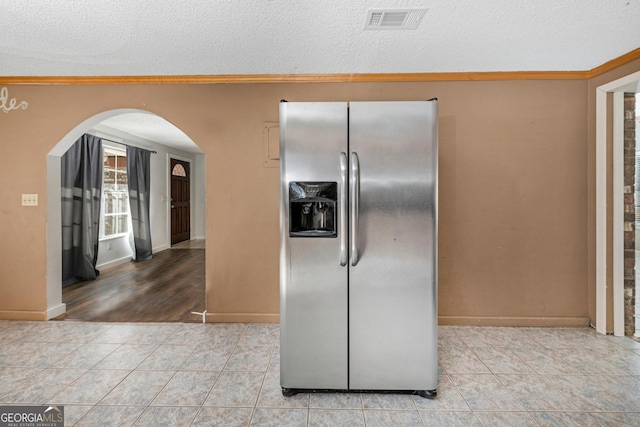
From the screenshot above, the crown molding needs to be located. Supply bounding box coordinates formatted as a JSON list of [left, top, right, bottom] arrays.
[[0, 71, 587, 85], [584, 47, 640, 79], [1, 48, 639, 85]]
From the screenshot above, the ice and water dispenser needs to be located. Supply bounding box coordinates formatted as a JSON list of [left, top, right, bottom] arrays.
[[289, 182, 337, 237]]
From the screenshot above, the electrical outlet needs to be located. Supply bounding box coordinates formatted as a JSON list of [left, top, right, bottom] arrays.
[[22, 194, 38, 206]]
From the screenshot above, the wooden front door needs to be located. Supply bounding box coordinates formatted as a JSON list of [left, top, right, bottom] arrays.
[[170, 159, 190, 245]]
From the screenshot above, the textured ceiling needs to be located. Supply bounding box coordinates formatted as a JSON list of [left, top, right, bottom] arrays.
[[1, 0, 639, 76]]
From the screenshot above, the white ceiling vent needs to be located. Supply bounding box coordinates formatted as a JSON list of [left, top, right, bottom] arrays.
[[365, 9, 427, 30]]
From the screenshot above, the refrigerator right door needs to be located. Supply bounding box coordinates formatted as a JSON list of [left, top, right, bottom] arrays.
[[348, 101, 438, 392]]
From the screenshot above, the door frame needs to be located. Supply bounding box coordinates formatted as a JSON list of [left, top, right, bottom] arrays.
[[595, 70, 640, 335], [167, 154, 193, 246]]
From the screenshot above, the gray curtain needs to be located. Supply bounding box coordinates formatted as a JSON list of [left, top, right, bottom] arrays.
[[61, 134, 103, 287], [127, 146, 153, 261]]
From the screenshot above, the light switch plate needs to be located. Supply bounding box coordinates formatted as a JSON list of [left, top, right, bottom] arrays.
[[22, 194, 38, 206]]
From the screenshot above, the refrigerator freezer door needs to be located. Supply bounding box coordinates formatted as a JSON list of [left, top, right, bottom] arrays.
[[280, 102, 349, 390], [348, 101, 438, 391]]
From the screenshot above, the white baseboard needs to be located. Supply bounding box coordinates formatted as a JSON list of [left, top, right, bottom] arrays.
[[96, 256, 131, 271], [153, 244, 170, 253], [46, 303, 67, 320]]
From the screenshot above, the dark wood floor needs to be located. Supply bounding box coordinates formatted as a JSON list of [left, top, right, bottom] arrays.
[[58, 248, 205, 322]]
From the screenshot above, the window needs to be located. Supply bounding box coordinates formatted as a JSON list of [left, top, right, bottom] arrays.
[[102, 147, 128, 237], [172, 163, 187, 176]]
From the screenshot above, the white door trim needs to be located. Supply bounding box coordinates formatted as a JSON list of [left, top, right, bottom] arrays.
[[595, 71, 640, 336]]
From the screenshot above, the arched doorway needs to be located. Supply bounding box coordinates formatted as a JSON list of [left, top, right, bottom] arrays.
[[46, 109, 206, 322]]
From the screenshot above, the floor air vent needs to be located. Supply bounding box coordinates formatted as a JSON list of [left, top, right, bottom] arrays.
[[365, 9, 427, 30]]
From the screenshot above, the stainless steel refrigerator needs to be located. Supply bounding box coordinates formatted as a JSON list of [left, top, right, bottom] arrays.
[[279, 100, 438, 398]]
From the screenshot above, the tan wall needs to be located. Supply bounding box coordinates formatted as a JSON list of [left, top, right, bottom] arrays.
[[0, 79, 592, 325]]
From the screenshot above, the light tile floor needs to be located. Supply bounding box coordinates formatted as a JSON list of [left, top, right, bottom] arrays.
[[0, 321, 639, 426]]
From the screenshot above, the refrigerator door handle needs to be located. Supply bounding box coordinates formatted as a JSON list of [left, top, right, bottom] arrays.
[[350, 152, 360, 266], [339, 152, 348, 266]]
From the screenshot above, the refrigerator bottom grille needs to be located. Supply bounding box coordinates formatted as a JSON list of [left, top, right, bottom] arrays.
[[281, 388, 437, 400]]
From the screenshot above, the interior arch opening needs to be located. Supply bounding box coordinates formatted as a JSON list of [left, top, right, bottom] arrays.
[[46, 109, 206, 322]]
